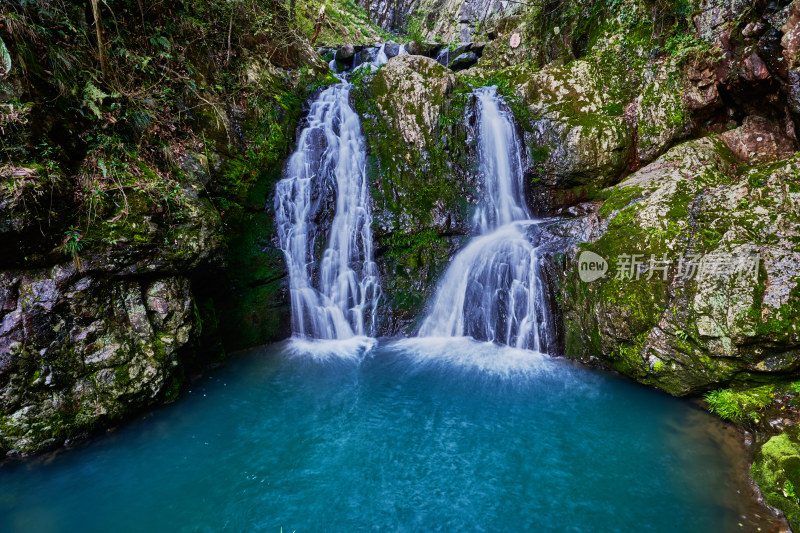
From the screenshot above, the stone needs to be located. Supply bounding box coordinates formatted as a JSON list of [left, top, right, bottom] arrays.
[[405, 41, 443, 58], [561, 134, 800, 395], [741, 52, 771, 81], [336, 43, 356, 61], [384, 42, 401, 58], [684, 63, 720, 110], [434, 44, 470, 66], [448, 51, 479, 71], [721, 115, 797, 165], [368, 55, 456, 150]]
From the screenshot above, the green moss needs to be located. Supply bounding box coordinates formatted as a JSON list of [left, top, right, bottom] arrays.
[[752, 428, 800, 531], [530, 145, 551, 163], [113, 363, 132, 388], [602, 102, 624, 116], [598, 185, 644, 218], [152, 337, 167, 362], [164, 375, 183, 403], [755, 281, 800, 341]]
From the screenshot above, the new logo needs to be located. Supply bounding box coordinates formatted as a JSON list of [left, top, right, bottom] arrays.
[[578, 251, 608, 282]]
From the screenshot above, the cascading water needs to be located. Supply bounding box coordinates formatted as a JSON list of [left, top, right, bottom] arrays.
[[274, 52, 382, 340], [419, 86, 553, 352]]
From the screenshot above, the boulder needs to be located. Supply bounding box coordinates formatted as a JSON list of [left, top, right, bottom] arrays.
[[367, 55, 456, 150], [405, 41, 443, 58], [721, 115, 797, 165], [336, 43, 356, 61], [448, 51, 479, 71], [561, 131, 800, 395], [435, 44, 471, 66], [384, 42, 402, 58]]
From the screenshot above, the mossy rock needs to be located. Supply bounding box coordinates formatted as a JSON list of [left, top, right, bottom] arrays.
[[561, 135, 800, 395], [752, 428, 800, 530]]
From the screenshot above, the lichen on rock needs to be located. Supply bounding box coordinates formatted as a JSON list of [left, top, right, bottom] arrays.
[[0, 271, 196, 455], [561, 129, 800, 396]]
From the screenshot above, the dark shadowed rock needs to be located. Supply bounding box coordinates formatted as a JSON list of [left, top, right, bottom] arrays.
[[406, 41, 443, 58], [384, 42, 401, 58], [448, 51, 479, 71], [470, 42, 487, 56], [435, 44, 471, 66], [337, 43, 356, 61], [759, 28, 787, 79]]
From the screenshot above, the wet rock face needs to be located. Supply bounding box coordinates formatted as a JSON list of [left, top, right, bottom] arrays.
[[353, 54, 479, 333], [560, 128, 800, 395], [0, 270, 193, 455], [0, 150, 225, 455], [368, 55, 456, 150], [357, 0, 418, 32]]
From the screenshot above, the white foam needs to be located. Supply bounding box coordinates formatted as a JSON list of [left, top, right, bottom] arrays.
[[283, 336, 377, 362], [389, 337, 553, 378]]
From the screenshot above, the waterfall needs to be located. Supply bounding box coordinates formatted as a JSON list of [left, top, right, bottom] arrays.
[[418, 86, 552, 352], [374, 43, 389, 66], [274, 66, 381, 340]]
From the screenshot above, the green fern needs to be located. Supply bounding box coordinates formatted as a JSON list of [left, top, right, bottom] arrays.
[[82, 81, 109, 119], [704, 385, 775, 421]]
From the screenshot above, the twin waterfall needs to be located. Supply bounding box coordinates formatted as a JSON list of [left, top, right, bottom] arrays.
[[418, 87, 552, 352], [275, 71, 551, 352]]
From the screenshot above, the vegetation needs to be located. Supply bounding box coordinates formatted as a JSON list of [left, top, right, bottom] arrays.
[[704, 385, 775, 423], [752, 428, 800, 531], [0, 0, 341, 349]]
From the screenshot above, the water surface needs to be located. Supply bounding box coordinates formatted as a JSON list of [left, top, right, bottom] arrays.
[[0, 339, 772, 532]]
